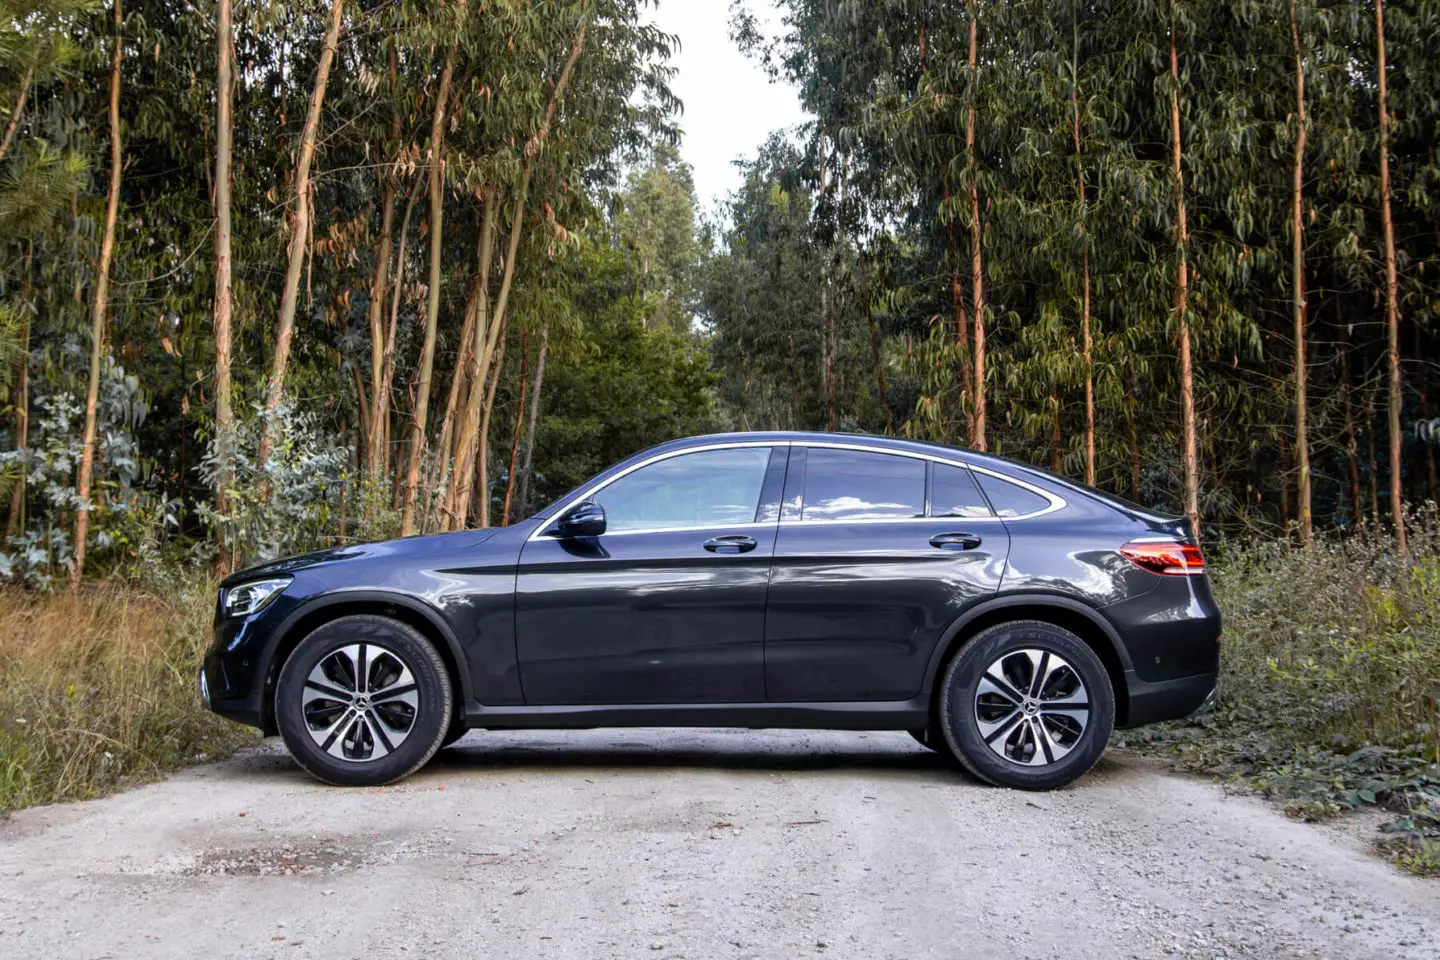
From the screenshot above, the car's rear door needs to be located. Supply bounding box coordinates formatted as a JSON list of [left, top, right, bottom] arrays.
[[515, 444, 786, 705], [764, 445, 1010, 702]]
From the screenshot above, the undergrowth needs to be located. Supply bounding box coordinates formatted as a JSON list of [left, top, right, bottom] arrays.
[[1122, 511, 1440, 876], [0, 577, 259, 812]]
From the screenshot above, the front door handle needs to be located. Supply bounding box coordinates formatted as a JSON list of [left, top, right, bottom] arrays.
[[703, 535, 758, 554], [929, 532, 982, 551]]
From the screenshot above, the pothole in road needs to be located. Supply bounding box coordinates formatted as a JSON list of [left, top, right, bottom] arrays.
[[182, 835, 437, 877]]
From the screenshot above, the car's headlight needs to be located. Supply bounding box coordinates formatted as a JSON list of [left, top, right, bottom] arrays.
[[222, 578, 290, 618]]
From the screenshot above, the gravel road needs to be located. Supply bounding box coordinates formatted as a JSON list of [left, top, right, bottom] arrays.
[[2, 729, 1437, 960]]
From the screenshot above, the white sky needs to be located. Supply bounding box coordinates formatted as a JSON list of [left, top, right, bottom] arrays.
[[647, 1, 810, 213]]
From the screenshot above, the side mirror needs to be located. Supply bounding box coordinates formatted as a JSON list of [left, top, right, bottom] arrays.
[[555, 501, 606, 538]]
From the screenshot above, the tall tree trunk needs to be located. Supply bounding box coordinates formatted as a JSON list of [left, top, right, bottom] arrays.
[[211, 0, 235, 575], [965, 0, 986, 451], [1050, 382, 1063, 474], [514, 324, 549, 521], [1341, 340, 1362, 522], [375, 173, 424, 484], [858, 252, 892, 430], [474, 331, 508, 529], [0, 48, 37, 164], [70, 0, 123, 591], [1168, 0, 1201, 538], [945, 210, 973, 440], [6, 246, 32, 541], [366, 42, 401, 479], [501, 329, 530, 524], [1288, 0, 1312, 543], [256, 0, 344, 474], [1070, 8, 1095, 487], [1367, 385, 1380, 522], [1126, 363, 1142, 501], [399, 50, 456, 536], [447, 20, 587, 523], [1375, 0, 1406, 550]]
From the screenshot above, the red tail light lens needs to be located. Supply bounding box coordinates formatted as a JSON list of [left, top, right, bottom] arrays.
[[1119, 540, 1205, 576]]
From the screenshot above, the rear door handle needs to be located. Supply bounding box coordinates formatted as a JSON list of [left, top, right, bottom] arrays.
[[703, 535, 758, 554], [929, 532, 982, 551]]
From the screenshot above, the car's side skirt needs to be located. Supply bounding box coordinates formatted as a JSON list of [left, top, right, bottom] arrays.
[[460, 698, 930, 731]]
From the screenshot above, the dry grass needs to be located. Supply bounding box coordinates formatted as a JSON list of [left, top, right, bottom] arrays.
[[0, 579, 258, 811]]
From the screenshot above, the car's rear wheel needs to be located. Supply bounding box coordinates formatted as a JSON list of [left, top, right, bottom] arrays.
[[937, 620, 1113, 790], [275, 615, 452, 786]]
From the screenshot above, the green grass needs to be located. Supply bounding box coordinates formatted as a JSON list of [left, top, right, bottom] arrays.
[[0, 577, 258, 812], [1122, 513, 1440, 875]]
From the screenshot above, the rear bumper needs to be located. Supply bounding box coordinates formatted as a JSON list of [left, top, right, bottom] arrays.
[[1118, 670, 1217, 728]]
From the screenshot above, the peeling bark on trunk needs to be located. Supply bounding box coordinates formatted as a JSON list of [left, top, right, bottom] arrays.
[[501, 330, 530, 525], [257, 0, 344, 475], [514, 324, 549, 522], [1070, 9, 1095, 487], [211, 0, 235, 575], [374, 172, 424, 487], [400, 50, 456, 536], [71, 0, 124, 591], [1168, 1, 1201, 539], [1375, 0, 1406, 550], [1289, 0, 1311, 543], [366, 42, 401, 480], [965, 0, 986, 451]]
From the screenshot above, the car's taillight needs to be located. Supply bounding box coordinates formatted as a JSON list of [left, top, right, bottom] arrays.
[[1119, 540, 1205, 576]]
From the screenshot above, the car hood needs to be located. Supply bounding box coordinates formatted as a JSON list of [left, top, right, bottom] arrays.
[[220, 529, 501, 587]]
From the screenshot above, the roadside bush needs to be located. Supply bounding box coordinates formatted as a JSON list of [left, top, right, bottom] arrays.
[[1125, 511, 1440, 875], [0, 579, 258, 811]]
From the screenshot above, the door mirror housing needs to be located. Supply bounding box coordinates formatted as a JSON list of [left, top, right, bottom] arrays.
[[554, 501, 606, 539]]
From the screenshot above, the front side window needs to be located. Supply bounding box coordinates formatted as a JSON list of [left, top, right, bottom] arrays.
[[592, 447, 773, 533], [801, 448, 926, 521]]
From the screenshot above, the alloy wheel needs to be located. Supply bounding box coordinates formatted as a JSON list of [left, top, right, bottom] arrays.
[[300, 643, 420, 762], [973, 648, 1090, 766]]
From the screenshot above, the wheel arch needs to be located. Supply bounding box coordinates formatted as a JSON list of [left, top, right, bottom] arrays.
[[925, 595, 1134, 726], [257, 591, 470, 736]]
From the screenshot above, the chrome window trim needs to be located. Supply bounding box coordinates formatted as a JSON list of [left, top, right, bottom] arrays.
[[528, 438, 1067, 542], [527, 441, 781, 542]]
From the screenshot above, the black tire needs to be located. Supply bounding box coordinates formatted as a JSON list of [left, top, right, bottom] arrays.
[[937, 620, 1114, 791], [275, 615, 453, 787]]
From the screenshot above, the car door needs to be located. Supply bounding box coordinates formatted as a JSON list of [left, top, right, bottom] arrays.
[[764, 445, 1010, 702], [514, 444, 786, 705]]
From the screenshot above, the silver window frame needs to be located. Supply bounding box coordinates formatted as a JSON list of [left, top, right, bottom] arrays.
[[528, 439, 1066, 542]]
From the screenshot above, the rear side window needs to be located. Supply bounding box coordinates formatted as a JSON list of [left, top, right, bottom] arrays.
[[929, 463, 992, 518], [975, 471, 1052, 518], [802, 448, 925, 521]]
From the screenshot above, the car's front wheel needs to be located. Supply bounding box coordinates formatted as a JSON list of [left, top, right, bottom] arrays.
[[275, 615, 452, 786], [937, 620, 1114, 790]]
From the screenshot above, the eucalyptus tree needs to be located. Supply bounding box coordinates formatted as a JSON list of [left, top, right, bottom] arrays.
[[69, 0, 122, 589]]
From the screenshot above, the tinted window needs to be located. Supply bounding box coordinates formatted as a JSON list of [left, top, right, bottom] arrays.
[[594, 447, 773, 532], [802, 448, 925, 521], [976, 472, 1051, 518], [930, 463, 992, 518]]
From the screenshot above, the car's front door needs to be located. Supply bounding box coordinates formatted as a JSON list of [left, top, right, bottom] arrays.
[[515, 444, 785, 704], [764, 445, 1010, 702]]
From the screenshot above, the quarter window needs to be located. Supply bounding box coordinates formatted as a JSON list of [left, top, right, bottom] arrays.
[[801, 448, 926, 521], [593, 447, 773, 533], [929, 463, 992, 518], [975, 471, 1052, 518]]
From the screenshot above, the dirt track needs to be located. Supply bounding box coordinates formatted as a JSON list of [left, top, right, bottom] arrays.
[[1, 729, 1437, 959]]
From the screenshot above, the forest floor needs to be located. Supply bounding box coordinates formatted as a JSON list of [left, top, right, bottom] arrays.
[[1, 728, 1437, 960]]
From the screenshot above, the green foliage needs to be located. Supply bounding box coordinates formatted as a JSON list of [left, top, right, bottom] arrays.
[[1122, 516, 1440, 869]]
